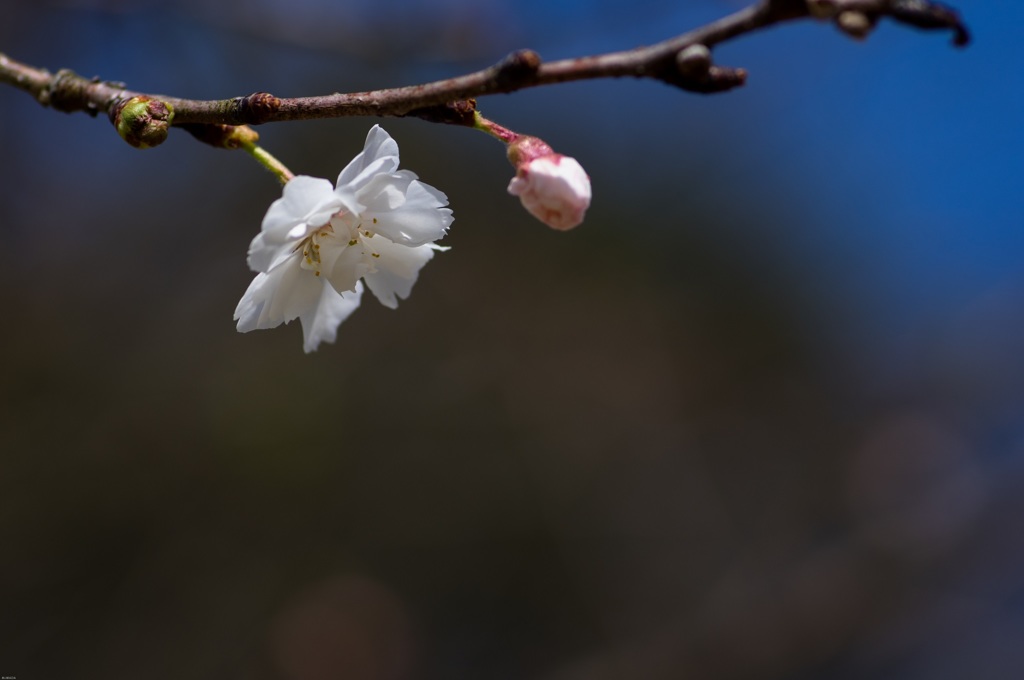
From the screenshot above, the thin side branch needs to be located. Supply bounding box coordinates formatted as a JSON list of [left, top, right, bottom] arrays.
[[0, 0, 968, 143]]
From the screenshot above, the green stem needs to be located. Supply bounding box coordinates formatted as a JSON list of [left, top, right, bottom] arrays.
[[472, 111, 518, 145], [240, 140, 295, 184]]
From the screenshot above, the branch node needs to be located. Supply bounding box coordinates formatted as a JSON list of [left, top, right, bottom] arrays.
[[47, 68, 83, 111], [806, 0, 841, 19], [405, 99, 478, 127], [181, 123, 259, 149], [493, 50, 542, 88], [667, 45, 747, 94], [234, 92, 282, 125]]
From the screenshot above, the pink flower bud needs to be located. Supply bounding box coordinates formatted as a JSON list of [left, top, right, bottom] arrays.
[[506, 138, 591, 231]]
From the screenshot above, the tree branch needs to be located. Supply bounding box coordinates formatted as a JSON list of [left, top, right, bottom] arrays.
[[0, 0, 968, 145]]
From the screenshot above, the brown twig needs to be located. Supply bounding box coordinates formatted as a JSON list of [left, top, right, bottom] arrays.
[[0, 0, 968, 146]]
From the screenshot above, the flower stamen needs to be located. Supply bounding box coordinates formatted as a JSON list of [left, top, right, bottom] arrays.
[[297, 226, 333, 276]]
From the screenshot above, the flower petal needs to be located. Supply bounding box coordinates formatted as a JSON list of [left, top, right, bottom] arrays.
[[234, 272, 275, 333], [298, 281, 364, 353], [235, 252, 363, 352], [322, 236, 374, 296], [362, 238, 441, 309], [262, 176, 340, 238], [335, 125, 401, 193], [359, 175, 453, 246], [249, 176, 341, 272], [235, 252, 323, 331]]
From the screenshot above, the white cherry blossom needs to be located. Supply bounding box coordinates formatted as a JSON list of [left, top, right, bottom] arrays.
[[234, 125, 453, 352]]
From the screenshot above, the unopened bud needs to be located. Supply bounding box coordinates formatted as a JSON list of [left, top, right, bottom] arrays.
[[677, 44, 712, 78], [506, 136, 591, 231], [837, 11, 874, 39], [110, 96, 174, 149]]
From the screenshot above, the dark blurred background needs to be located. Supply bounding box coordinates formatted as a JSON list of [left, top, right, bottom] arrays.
[[1, 1, 1022, 678]]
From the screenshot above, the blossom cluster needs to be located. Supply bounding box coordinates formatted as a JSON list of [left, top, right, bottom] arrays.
[[234, 125, 453, 352]]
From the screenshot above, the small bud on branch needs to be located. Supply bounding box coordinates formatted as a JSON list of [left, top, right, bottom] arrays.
[[474, 113, 592, 230], [805, 0, 969, 45], [110, 96, 174, 149], [837, 11, 877, 39]]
